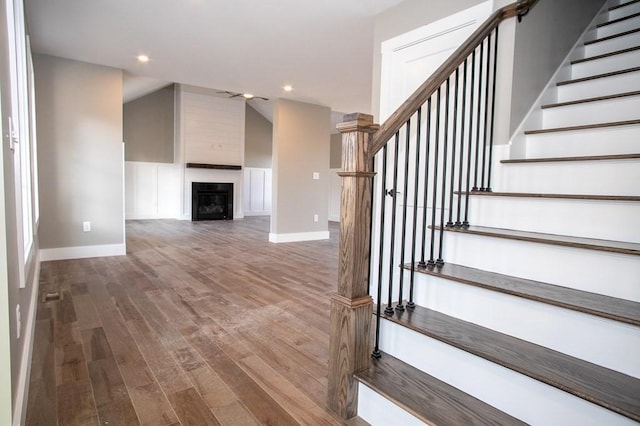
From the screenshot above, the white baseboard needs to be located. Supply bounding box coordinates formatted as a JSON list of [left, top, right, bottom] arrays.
[[40, 243, 126, 261], [243, 211, 271, 217], [268, 231, 330, 243], [13, 251, 40, 426], [125, 213, 179, 220]]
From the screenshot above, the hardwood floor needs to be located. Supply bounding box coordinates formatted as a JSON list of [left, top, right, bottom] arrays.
[[26, 217, 368, 425]]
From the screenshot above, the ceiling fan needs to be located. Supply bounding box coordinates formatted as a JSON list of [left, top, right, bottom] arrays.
[[217, 91, 269, 101]]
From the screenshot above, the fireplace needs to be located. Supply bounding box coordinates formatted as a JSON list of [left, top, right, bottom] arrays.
[[192, 182, 233, 221]]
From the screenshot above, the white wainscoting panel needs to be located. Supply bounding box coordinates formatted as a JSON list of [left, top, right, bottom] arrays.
[[125, 161, 180, 219], [243, 167, 272, 216]]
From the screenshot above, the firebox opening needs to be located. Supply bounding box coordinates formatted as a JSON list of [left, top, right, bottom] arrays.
[[192, 182, 233, 221]]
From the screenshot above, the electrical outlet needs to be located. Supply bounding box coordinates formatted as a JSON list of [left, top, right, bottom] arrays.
[[16, 305, 21, 339], [314, 214, 319, 222], [83, 221, 91, 232], [312, 172, 320, 180]]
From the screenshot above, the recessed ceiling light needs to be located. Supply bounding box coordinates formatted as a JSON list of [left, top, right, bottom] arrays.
[[243, 93, 254, 99], [137, 54, 150, 63], [283, 85, 293, 92]]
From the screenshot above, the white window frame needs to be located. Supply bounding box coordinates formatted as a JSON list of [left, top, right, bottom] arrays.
[[5, 0, 36, 288]]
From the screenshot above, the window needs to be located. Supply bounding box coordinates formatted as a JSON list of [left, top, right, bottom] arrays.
[[5, 0, 37, 288]]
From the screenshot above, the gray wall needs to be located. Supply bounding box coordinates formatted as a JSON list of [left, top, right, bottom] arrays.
[[271, 99, 330, 235], [34, 54, 124, 249], [123, 84, 174, 163], [330, 133, 342, 169], [372, 0, 484, 120], [0, 0, 40, 422], [245, 104, 272, 168], [510, 0, 606, 133]]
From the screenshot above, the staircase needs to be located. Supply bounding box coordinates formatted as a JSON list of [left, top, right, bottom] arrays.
[[355, 0, 640, 424]]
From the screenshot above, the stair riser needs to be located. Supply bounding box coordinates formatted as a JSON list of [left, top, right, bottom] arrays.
[[583, 31, 640, 56], [377, 321, 637, 425], [466, 196, 640, 242], [441, 231, 640, 301], [409, 273, 640, 377], [572, 49, 640, 79], [556, 71, 640, 102], [608, 1, 640, 20], [494, 159, 640, 196], [524, 125, 640, 157], [357, 384, 425, 426], [542, 95, 640, 128], [597, 14, 640, 38]]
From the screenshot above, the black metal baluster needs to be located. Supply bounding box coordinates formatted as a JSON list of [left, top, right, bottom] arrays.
[[408, 108, 422, 308], [472, 42, 484, 192], [456, 59, 468, 227], [480, 34, 492, 191], [372, 146, 388, 358], [384, 132, 400, 316], [447, 69, 460, 227], [486, 27, 499, 193], [463, 50, 476, 227], [418, 98, 432, 267], [427, 89, 442, 268], [437, 78, 450, 266], [396, 120, 411, 313]]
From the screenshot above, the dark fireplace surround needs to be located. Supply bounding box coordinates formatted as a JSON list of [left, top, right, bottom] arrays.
[[192, 182, 233, 221]]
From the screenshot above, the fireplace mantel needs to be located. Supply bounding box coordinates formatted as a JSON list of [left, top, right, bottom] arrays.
[[186, 163, 242, 170]]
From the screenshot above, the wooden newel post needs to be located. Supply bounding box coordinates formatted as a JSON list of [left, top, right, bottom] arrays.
[[327, 113, 379, 419]]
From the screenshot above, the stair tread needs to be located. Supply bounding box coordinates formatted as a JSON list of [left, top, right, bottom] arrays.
[[541, 90, 640, 109], [584, 27, 640, 45], [355, 351, 526, 425], [501, 152, 640, 163], [572, 45, 640, 64], [404, 262, 640, 326], [597, 10, 640, 27], [557, 66, 640, 86], [459, 190, 640, 201], [609, 0, 640, 11], [439, 225, 640, 255], [381, 305, 640, 421], [524, 119, 640, 135]]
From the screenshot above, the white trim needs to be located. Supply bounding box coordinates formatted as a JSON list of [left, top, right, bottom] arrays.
[[268, 231, 330, 243], [244, 211, 271, 217], [13, 251, 40, 426], [40, 243, 126, 261]]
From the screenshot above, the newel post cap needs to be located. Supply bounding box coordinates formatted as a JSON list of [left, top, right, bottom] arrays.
[[336, 113, 379, 134]]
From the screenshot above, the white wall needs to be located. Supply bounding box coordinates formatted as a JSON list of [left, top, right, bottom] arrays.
[[175, 85, 246, 220]]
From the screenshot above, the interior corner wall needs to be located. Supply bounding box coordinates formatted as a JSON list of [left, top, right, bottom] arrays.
[[123, 84, 174, 163], [271, 99, 330, 240], [371, 0, 484, 121], [245, 104, 272, 168], [509, 0, 606, 134], [34, 54, 124, 255], [329, 133, 342, 169]]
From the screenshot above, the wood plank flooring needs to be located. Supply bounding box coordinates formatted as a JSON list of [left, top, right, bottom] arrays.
[[26, 217, 367, 426]]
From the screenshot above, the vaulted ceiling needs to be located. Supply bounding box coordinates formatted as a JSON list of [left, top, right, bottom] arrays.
[[25, 0, 405, 116]]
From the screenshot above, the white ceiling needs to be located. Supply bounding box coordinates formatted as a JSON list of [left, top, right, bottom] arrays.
[[25, 0, 405, 116]]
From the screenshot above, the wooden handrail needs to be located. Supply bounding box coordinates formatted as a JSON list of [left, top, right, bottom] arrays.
[[368, 0, 538, 158]]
